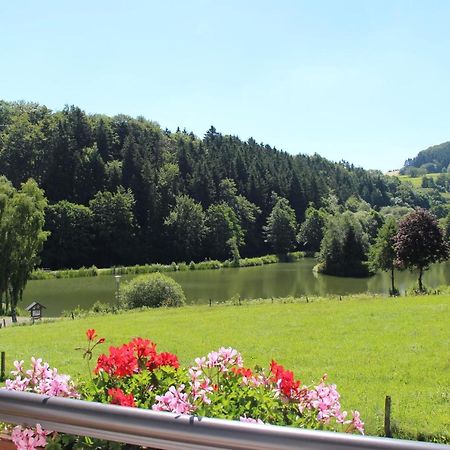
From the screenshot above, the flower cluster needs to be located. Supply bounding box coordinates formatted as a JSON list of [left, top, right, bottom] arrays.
[[108, 387, 136, 407], [150, 348, 364, 435], [152, 384, 195, 414], [95, 337, 179, 378], [192, 347, 243, 374], [5, 357, 78, 398], [11, 424, 49, 450], [3, 358, 79, 450], [270, 360, 302, 398]]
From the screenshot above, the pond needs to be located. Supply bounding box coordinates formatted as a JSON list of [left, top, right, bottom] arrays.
[[21, 259, 450, 316]]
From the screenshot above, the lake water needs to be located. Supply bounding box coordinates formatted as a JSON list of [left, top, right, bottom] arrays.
[[21, 259, 450, 316]]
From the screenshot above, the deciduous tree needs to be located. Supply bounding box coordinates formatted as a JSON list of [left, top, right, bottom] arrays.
[[164, 194, 207, 262], [369, 217, 399, 294], [297, 205, 327, 252], [0, 177, 48, 321], [264, 194, 297, 255], [394, 209, 449, 291], [318, 213, 369, 277]]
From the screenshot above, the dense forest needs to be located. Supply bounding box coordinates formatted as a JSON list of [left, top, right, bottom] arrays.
[[401, 141, 450, 175], [0, 100, 446, 269]]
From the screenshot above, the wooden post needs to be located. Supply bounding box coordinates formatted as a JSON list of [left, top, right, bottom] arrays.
[[2, 319, 5, 328], [209, 298, 212, 307], [1, 352, 5, 381], [306, 295, 309, 303], [238, 296, 241, 306], [384, 395, 392, 438]]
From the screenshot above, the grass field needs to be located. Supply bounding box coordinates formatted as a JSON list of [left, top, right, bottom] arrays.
[[397, 173, 445, 187], [1, 295, 449, 443]]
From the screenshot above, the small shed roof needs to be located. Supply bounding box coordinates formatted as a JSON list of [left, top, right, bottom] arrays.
[[26, 302, 47, 311]]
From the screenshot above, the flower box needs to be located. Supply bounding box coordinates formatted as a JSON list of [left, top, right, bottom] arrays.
[[0, 435, 15, 450]]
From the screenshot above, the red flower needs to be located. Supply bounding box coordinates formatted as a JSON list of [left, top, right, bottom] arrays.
[[270, 360, 301, 398], [154, 352, 179, 369], [131, 338, 157, 360], [231, 367, 253, 378], [95, 344, 138, 377], [86, 329, 97, 341], [94, 337, 180, 377], [98, 338, 105, 344], [108, 388, 136, 407]]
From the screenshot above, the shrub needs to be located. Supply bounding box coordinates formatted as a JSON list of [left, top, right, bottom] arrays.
[[90, 301, 114, 314], [120, 273, 186, 308]]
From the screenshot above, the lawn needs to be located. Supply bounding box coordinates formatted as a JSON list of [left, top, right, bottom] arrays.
[[1, 294, 449, 443]]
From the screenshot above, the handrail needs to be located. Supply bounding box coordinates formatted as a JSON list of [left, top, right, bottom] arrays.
[[0, 391, 447, 450]]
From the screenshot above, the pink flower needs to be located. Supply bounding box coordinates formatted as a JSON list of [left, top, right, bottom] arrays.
[[3, 358, 79, 448], [152, 384, 195, 414], [193, 347, 243, 373], [240, 415, 264, 424], [350, 410, 365, 434], [11, 424, 49, 450], [303, 378, 344, 424]]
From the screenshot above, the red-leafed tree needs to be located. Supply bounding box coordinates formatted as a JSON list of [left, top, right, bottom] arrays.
[[394, 209, 449, 291]]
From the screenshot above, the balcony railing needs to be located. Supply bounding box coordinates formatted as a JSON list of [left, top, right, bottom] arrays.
[[0, 390, 447, 450]]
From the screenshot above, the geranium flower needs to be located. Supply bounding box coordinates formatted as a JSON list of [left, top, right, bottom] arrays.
[[108, 388, 136, 407], [152, 385, 194, 414], [86, 329, 97, 341], [154, 352, 179, 369], [270, 360, 301, 398]]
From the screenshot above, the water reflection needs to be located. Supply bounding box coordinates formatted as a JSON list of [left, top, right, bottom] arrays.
[[23, 259, 450, 316]]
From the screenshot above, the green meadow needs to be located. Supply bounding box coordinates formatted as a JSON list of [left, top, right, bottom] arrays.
[[1, 294, 449, 443], [397, 173, 445, 188]]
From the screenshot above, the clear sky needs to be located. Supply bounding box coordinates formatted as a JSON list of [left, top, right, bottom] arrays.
[[1, 1, 450, 171]]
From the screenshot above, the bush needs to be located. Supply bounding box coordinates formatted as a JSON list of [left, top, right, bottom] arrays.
[[120, 273, 186, 308]]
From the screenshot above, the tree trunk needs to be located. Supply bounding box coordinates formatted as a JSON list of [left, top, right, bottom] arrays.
[[11, 307, 17, 323], [391, 265, 396, 295], [418, 266, 424, 292]]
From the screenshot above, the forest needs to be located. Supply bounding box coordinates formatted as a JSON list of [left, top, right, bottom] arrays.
[[0, 100, 448, 269], [401, 141, 450, 175]]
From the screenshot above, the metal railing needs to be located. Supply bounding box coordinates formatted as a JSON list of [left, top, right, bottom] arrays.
[[0, 390, 447, 450]]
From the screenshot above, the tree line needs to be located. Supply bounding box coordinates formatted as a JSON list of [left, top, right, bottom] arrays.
[[297, 195, 450, 290], [401, 141, 450, 175], [0, 100, 448, 269]]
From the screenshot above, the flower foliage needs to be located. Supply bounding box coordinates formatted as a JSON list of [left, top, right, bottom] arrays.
[[88, 335, 364, 435], [4, 331, 364, 449]]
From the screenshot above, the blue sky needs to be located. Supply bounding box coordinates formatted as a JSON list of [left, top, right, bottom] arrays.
[[1, 1, 450, 171]]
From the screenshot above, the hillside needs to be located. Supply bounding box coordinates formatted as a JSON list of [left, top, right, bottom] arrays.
[[0, 100, 439, 268], [401, 141, 450, 175]]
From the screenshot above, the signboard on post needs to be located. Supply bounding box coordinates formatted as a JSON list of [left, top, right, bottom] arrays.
[[25, 302, 46, 322]]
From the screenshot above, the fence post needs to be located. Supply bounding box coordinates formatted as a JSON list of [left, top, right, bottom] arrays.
[[1, 352, 5, 381], [384, 395, 392, 438]]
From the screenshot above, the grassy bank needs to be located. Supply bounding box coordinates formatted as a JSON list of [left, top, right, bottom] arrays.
[[1, 294, 449, 443], [30, 252, 308, 280]]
